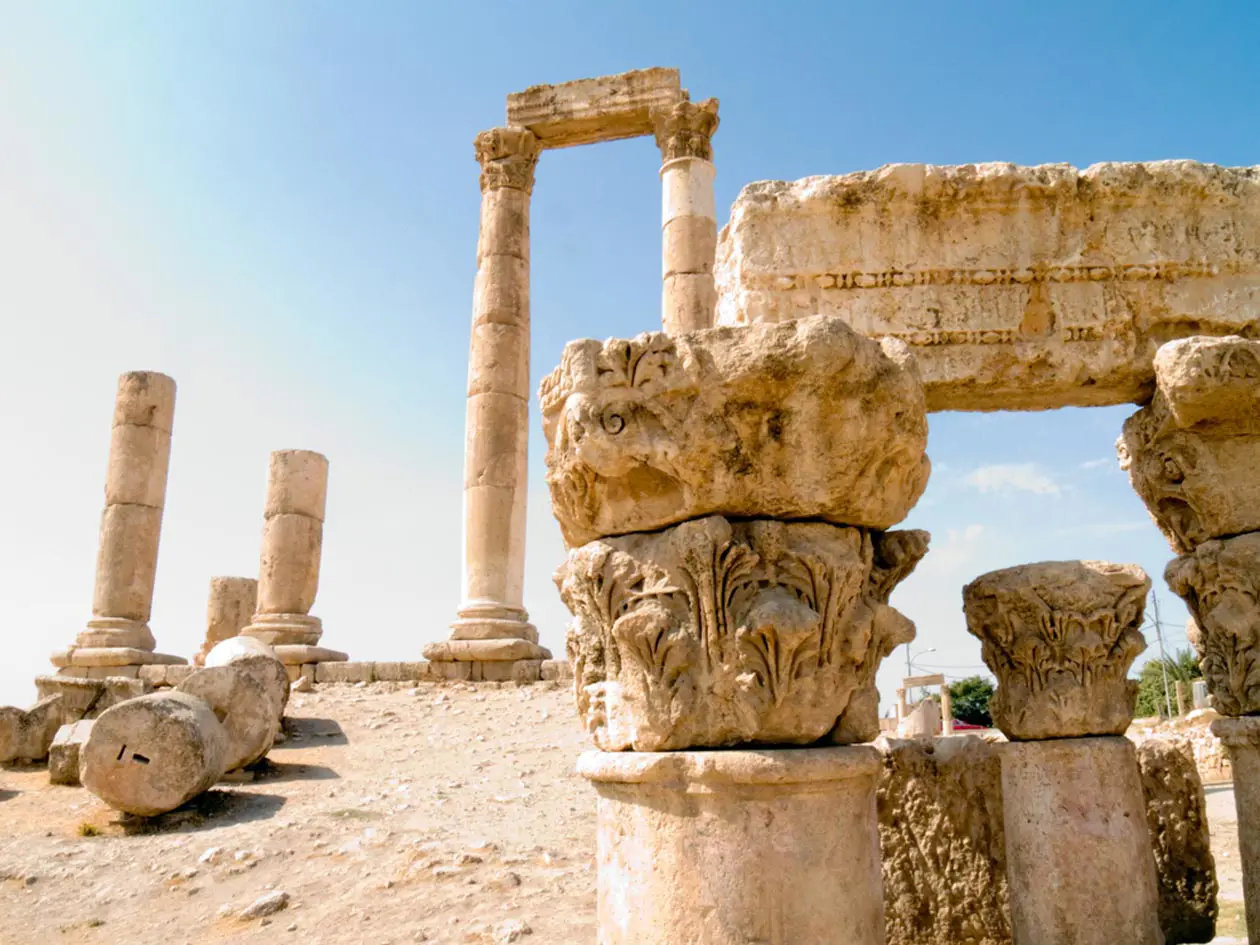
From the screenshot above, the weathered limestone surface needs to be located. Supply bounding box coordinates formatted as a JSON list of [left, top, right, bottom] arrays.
[[964, 560, 1148, 739], [195, 577, 258, 666], [48, 720, 95, 787], [1120, 336, 1260, 554], [1136, 739, 1218, 944], [506, 67, 684, 149], [1167, 533, 1260, 716], [177, 665, 277, 772], [34, 675, 150, 724], [715, 162, 1260, 411], [876, 735, 1010, 945], [540, 318, 930, 547], [203, 636, 291, 720], [0, 695, 63, 763], [558, 515, 927, 751], [1001, 737, 1162, 945], [80, 691, 227, 817], [1212, 716, 1260, 943], [580, 747, 885, 945]]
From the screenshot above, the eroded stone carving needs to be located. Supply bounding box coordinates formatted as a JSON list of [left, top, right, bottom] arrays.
[[557, 515, 927, 751], [1120, 336, 1260, 554], [652, 98, 719, 162], [715, 161, 1260, 411], [539, 317, 930, 548], [876, 735, 1011, 945], [1136, 739, 1219, 944], [474, 127, 540, 194], [1167, 533, 1260, 716], [963, 561, 1149, 740]]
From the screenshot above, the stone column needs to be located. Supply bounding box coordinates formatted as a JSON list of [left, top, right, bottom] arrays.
[[964, 560, 1161, 945], [51, 371, 186, 677], [194, 577, 258, 666], [428, 127, 549, 677], [653, 99, 719, 335], [241, 450, 345, 668], [940, 684, 954, 735], [581, 748, 885, 945]]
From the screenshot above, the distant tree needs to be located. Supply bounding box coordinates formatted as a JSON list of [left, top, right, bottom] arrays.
[[1133, 647, 1202, 719], [948, 675, 995, 727]]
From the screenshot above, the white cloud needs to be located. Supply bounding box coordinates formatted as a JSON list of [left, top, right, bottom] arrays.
[[964, 463, 1061, 496], [1079, 458, 1115, 471]]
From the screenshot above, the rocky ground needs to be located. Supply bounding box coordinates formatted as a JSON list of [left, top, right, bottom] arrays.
[[0, 681, 1250, 944]]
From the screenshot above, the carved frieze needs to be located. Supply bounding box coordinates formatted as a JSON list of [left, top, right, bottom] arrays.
[[1167, 533, 1260, 717], [538, 317, 930, 548], [963, 560, 1149, 740], [556, 515, 928, 751]]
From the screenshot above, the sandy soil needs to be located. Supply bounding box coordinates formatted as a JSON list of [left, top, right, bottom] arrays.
[[0, 680, 1250, 944]]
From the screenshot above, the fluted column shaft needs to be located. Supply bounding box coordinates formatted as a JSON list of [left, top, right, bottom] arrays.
[[80, 371, 177, 651], [242, 450, 328, 646], [451, 127, 540, 644], [654, 99, 719, 335]]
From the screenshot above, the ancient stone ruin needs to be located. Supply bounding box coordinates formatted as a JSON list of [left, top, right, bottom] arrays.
[[1, 63, 1257, 945]]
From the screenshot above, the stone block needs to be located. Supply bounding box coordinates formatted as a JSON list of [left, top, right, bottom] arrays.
[[540, 660, 573, 682], [877, 735, 1010, 945], [373, 662, 428, 682], [270, 644, 348, 665], [314, 661, 374, 684], [506, 67, 684, 149], [423, 639, 550, 662], [1136, 740, 1218, 943], [138, 665, 167, 685], [0, 695, 63, 763], [539, 318, 929, 547], [715, 161, 1260, 411], [165, 666, 194, 686], [49, 720, 95, 786], [35, 675, 150, 722], [426, 660, 473, 681], [84, 665, 141, 679]]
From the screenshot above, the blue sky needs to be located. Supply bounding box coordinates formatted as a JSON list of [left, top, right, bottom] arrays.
[[1, 2, 1256, 706]]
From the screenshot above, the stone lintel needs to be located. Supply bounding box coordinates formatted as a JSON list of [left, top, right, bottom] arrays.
[[903, 673, 946, 689], [506, 67, 685, 149]]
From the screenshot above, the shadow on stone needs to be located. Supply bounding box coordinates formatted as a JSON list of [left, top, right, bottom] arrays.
[[115, 789, 286, 835], [0, 788, 18, 802], [278, 716, 347, 746]]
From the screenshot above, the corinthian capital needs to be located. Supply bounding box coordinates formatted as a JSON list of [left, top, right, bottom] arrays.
[[474, 127, 540, 194], [652, 98, 720, 163]]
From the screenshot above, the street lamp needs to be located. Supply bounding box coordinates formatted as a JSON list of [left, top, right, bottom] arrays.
[[905, 645, 936, 678]]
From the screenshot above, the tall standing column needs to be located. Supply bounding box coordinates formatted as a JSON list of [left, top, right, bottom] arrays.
[[52, 371, 186, 677], [429, 127, 549, 675], [653, 98, 719, 335], [241, 450, 345, 669]]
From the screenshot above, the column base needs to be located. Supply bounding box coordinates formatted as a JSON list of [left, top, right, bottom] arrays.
[[579, 746, 884, 945], [241, 613, 323, 646], [423, 639, 551, 662], [76, 617, 156, 650], [450, 601, 538, 643], [52, 646, 187, 669], [1000, 736, 1162, 945]]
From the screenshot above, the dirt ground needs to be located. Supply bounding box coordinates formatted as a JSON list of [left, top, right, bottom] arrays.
[[0, 680, 1250, 944]]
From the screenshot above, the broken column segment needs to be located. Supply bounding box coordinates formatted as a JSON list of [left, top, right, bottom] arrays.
[[964, 560, 1161, 945], [241, 450, 346, 670], [52, 372, 186, 676], [195, 576, 258, 666]]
